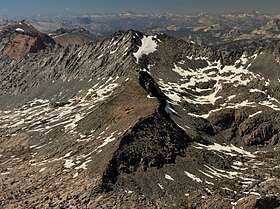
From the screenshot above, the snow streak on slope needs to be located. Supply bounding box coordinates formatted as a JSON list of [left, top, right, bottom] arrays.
[[0, 77, 120, 136], [184, 171, 202, 183], [158, 53, 280, 118], [193, 143, 255, 158]]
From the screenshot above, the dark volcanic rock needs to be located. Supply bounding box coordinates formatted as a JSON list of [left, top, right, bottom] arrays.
[[100, 110, 191, 191]]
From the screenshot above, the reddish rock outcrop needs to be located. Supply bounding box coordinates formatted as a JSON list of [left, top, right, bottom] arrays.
[[2, 20, 55, 59]]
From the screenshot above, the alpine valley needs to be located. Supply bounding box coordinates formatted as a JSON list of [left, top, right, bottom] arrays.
[[0, 16, 280, 209]]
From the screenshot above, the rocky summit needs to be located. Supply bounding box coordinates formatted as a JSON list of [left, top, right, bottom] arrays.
[[0, 21, 280, 209]]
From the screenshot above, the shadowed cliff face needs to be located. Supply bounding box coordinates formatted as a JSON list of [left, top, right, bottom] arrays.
[[0, 22, 280, 208]]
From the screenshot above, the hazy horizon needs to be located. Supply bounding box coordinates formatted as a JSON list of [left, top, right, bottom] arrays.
[[0, 0, 280, 17]]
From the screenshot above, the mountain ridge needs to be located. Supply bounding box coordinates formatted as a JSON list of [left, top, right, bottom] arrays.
[[0, 22, 280, 208]]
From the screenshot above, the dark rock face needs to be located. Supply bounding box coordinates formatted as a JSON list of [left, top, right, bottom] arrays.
[[209, 108, 235, 131], [244, 122, 278, 146], [0, 22, 280, 208], [101, 111, 191, 191], [139, 70, 166, 104], [236, 195, 280, 209]]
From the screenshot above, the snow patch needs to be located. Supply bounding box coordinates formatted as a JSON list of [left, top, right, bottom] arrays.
[[64, 114, 82, 131], [64, 159, 75, 169], [199, 170, 214, 178], [249, 89, 266, 94], [75, 159, 92, 170], [158, 183, 164, 190], [193, 143, 255, 158], [15, 28, 24, 33], [97, 132, 116, 149], [227, 95, 236, 101], [205, 181, 214, 185], [0, 172, 11, 176], [204, 165, 239, 179], [165, 174, 174, 181], [259, 100, 280, 111], [249, 111, 262, 118], [165, 101, 178, 115], [97, 54, 104, 59], [73, 172, 79, 178], [243, 191, 261, 196], [125, 190, 133, 194], [39, 167, 46, 172], [184, 171, 202, 183], [63, 151, 72, 158], [133, 35, 158, 63], [30, 144, 39, 149]]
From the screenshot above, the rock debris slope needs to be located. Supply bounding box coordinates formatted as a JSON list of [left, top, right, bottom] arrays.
[[0, 22, 280, 208], [49, 27, 98, 47]]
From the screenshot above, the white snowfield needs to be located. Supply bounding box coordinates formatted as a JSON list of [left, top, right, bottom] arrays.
[[161, 55, 258, 106], [158, 52, 280, 119], [133, 35, 158, 63]]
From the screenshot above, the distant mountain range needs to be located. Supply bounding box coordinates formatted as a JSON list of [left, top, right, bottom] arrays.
[[2, 12, 280, 46]]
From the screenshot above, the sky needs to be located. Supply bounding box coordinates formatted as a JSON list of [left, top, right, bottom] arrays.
[[0, 0, 280, 15]]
